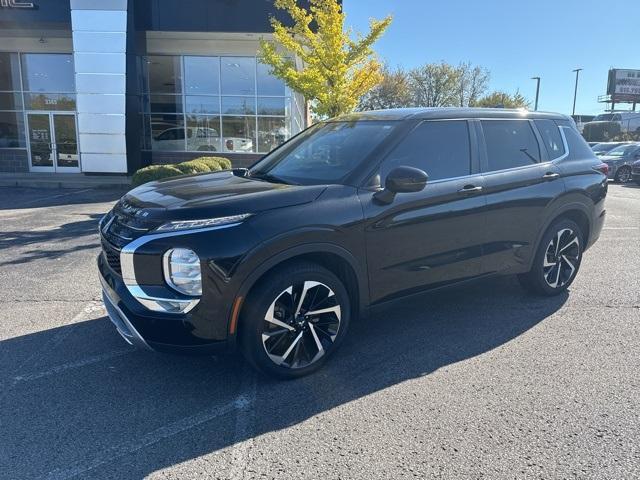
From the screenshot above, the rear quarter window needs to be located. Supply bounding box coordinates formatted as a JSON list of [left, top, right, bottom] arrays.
[[534, 119, 565, 160], [561, 126, 596, 160]]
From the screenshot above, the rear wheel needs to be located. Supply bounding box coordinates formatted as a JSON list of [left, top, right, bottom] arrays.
[[239, 261, 350, 379], [615, 165, 632, 184], [518, 219, 583, 296]]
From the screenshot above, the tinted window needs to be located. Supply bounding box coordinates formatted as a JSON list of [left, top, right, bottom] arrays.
[[221, 57, 255, 95], [184, 56, 219, 95], [21, 54, 75, 93], [561, 126, 596, 160], [381, 120, 471, 181], [481, 120, 540, 171], [146, 56, 182, 94], [250, 121, 396, 185], [534, 119, 565, 159]]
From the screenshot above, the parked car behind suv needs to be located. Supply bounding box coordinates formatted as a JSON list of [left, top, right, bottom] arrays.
[[98, 108, 608, 378], [632, 158, 640, 185], [591, 141, 630, 157], [599, 143, 640, 183]]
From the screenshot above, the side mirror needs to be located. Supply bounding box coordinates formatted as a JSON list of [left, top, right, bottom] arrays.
[[373, 166, 428, 204]]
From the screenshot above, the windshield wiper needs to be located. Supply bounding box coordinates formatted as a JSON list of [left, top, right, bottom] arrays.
[[249, 171, 294, 185]]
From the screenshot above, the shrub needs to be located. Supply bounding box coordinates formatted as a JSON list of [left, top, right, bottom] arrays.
[[174, 160, 211, 175], [194, 156, 232, 171], [132, 165, 183, 186]]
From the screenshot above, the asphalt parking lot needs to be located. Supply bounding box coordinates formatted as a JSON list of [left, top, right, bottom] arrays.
[[0, 183, 639, 480]]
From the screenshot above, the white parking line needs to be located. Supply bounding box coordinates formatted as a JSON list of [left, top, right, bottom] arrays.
[[226, 364, 258, 479], [44, 394, 254, 480], [13, 348, 133, 383]]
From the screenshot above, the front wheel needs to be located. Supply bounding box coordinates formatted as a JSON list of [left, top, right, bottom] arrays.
[[518, 219, 583, 296], [239, 262, 350, 379], [615, 166, 632, 184]]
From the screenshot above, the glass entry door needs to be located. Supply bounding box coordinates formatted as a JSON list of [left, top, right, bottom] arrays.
[[27, 112, 80, 173]]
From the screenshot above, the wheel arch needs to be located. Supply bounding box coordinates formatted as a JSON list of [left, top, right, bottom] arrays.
[[529, 202, 592, 271], [229, 243, 369, 341]]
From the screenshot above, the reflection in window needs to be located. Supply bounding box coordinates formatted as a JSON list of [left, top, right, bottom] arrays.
[[150, 114, 185, 151], [257, 61, 285, 96], [0, 92, 22, 111], [222, 116, 256, 153], [146, 56, 182, 94], [186, 115, 221, 152], [21, 54, 75, 93], [143, 55, 297, 153], [221, 57, 255, 96], [186, 96, 220, 114], [184, 56, 219, 95], [221, 96, 256, 115], [24, 93, 76, 111], [0, 111, 25, 148], [258, 117, 288, 153], [0, 53, 21, 91]]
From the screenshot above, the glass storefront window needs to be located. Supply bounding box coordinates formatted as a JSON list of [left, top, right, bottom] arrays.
[[143, 55, 297, 154], [0, 111, 26, 148], [149, 114, 185, 151], [186, 115, 222, 152], [185, 96, 220, 115], [257, 61, 286, 96], [146, 56, 182, 94], [21, 54, 75, 93], [222, 116, 256, 153], [184, 56, 219, 95], [0, 53, 21, 92], [221, 57, 255, 96], [0, 92, 23, 111], [257, 97, 287, 116], [221, 96, 256, 115], [258, 117, 288, 154], [24, 93, 76, 111], [148, 94, 183, 114]]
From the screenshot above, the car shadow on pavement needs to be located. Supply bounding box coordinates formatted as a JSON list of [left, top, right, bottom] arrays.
[[0, 276, 568, 479], [0, 214, 102, 266]]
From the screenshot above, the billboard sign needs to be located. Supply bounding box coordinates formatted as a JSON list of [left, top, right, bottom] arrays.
[[607, 69, 640, 102]]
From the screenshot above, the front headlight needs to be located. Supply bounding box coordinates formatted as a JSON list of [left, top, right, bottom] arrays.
[[163, 248, 202, 296], [155, 214, 252, 233]]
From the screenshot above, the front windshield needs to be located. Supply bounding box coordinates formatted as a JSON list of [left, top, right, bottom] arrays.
[[249, 121, 397, 185], [594, 114, 617, 121], [606, 144, 637, 157]]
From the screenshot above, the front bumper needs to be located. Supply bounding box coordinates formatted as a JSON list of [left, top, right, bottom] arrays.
[[99, 254, 231, 355]]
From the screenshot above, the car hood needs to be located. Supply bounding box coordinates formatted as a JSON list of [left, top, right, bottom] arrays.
[[120, 170, 327, 221]]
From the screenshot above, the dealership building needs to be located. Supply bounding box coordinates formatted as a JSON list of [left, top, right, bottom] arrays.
[[0, 0, 307, 176]]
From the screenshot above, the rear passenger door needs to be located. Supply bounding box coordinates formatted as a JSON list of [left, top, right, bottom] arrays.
[[478, 118, 566, 274]]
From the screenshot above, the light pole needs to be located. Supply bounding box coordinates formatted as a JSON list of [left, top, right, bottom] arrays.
[[531, 77, 541, 110], [572, 68, 583, 116]]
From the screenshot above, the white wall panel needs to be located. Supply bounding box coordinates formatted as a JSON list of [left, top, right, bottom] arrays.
[[71, 10, 127, 32], [77, 94, 125, 114], [71, 0, 127, 10], [76, 73, 125, 94], [74, 53, 126, 74], [79, 134, 126, 154], [73, 32, 126, 53], [81, 153, 128, 173], [78, 113, 126, 135]]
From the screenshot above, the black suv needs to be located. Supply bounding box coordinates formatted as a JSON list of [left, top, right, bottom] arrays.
[[98, 108, 608, 378]]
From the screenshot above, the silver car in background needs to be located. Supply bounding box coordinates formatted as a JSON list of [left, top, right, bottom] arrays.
[[599, 143, 640, 183]]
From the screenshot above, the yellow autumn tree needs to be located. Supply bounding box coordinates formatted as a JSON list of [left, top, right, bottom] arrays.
[[259, 0, 392, 118]]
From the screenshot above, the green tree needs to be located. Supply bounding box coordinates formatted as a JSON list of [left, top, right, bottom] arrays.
[[473, 90, 531, 108], [259, 0, 392, 118], [409, 62, 461, 107], [358, 65, 412, 110]]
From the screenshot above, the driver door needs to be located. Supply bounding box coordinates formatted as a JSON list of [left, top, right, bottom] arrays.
[[359, 120, 488, 304]]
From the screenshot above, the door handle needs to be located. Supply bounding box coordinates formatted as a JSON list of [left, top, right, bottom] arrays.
[[542, 172, 560, 180], [457, 185, 483, 195]]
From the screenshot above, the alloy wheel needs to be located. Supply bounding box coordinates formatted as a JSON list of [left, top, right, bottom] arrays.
[[261, 281, 342, 369], [543, 228, 580, 289]]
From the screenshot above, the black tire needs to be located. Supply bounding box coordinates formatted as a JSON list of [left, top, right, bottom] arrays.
[[518, 218, 583, 296], [239, 261, 350, 379], [614, 165, 632, 184]]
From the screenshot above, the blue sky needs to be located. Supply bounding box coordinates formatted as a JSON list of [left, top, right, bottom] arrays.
[[345, 0, 640, 115]]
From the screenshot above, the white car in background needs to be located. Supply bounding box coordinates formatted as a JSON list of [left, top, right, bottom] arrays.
[[151, 126, 253, 153]]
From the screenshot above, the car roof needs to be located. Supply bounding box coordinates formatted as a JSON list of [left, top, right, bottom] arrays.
[[333, 107, 571, 122]]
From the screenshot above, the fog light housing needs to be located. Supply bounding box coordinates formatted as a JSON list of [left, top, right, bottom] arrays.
[[163, 248, 202, 296]]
